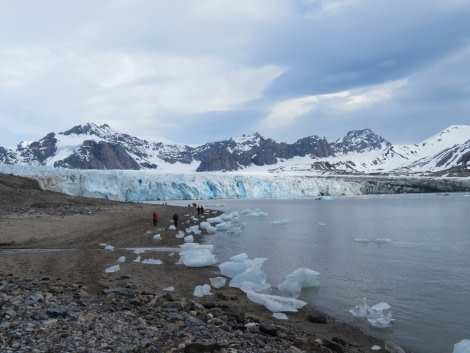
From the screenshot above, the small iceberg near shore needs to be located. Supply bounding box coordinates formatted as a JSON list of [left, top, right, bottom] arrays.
[[349, 298, 394, 328]]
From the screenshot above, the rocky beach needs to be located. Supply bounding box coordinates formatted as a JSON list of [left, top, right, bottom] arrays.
[[0, 173, 408, 353]]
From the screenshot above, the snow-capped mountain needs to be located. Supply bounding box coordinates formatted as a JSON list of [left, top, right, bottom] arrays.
[[0, 123, 469, 177]]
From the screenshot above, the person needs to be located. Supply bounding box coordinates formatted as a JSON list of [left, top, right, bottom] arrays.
[[172, 212, 179, 227], [197, 206, 201, 214], [200, 206, 204, 215], [152, 212, 158, 226]]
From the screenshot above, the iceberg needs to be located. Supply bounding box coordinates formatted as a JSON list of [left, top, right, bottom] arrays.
[[270, 219, 289, 225], [278, 267, 321, 298], [349, 298, 394, 328], [245, 291, 307, 312], [193, 284, 212, 297], [453, 339, 470, 353]]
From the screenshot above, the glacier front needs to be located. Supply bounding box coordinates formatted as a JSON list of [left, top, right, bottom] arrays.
[[1, 165, 468, 201]]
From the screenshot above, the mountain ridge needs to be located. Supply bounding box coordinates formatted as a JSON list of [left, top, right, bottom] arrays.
[[1, 123, 469, 177]]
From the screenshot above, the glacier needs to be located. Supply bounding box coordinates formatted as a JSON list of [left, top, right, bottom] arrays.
[[0, 164, 364, 201]]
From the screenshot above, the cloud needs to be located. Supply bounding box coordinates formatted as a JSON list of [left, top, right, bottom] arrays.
[[261, 79, 408, 129]]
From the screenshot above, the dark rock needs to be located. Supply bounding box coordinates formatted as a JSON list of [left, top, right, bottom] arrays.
[[307, 314, 328, 324], [259, 322, 278, 336]]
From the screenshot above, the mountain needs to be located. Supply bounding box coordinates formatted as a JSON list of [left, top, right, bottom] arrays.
[[1, 123, 469, 177]]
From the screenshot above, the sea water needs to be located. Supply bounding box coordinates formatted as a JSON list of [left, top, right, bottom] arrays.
[[173, 193, 470, 353]]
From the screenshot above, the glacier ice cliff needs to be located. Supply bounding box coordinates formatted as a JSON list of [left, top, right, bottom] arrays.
[[1, 165, 469, 201]]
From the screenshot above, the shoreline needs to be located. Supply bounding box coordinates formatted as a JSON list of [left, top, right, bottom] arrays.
[[0, 173, 411, 352]]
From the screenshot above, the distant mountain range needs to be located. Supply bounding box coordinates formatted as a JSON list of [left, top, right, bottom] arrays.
[[1, 123, 469, 177]]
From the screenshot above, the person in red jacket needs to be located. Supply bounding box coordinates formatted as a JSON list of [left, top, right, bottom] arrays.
[[152, 212, 158, 226]]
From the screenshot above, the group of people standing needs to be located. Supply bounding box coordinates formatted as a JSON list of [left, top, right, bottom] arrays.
[[152, 211, 179, 227]]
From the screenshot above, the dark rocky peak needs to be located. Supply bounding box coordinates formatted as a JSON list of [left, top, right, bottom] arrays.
[[17, 132, 58, 164], [331, 128, 390, 154], [61, 123, 113, 138], [292, 135, 334, 158]]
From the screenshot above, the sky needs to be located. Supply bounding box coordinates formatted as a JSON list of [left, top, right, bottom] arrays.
[[1, 0, 470, 148]]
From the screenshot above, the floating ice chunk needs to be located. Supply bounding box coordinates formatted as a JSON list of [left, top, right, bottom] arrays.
[[207, 216, 223, 224], [163, 286, 174, 292], [374, 238, 392, 243], [270, 219, 289, 225], [315, 196, 331, 200], [215, 222, 231, 231], [317, 221, 326, 226], [229, 268, 268, 289], [246, 291, 307, 312], [219, 261, 247, 278], [240, 209, 253, 214], [453, 339, 470, 353], [105, 265, 120, 273], [117, 256, 126, 263], [153, 234, 161, 240], [230, 253, 249, 262], [227, 227, 242, 236], [104, 245, 115, 251], [350, 298, 393, 328], [354, 238, 370, 243], [273, 312, 288, 320], [142, 258, 163, 265], [199, 221, 210, 229], [206, 225, 217, 233], [349, 298, 369, 317], [193, 284, 212, 297], [247, 210, 268, 217], [278, 268, 321, 298], [184, 235, 194, 243], [209, 277, 227, 289], [239, 281, 271, 293]]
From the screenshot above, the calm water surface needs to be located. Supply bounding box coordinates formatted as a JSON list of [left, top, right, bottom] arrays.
[[177, 193, 470, 353]]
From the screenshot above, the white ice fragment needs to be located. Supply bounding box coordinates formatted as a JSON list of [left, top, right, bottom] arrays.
[[349, 298, 369, 317], [270, 219, 289, 225], [104, 245, 114, 251], [229, 268, 267, 289], [230, 253, 249, 262], [273, 312, 288, 320], [219, 261, 247, 278], [199, 221, 210, 229], [209, 277, 227, 289], [169, 225, 176, 230], [176, 230, 185, 238], [163, 286, 175, 292], [206, 216, 223, 224], [453, 339, 470, 353], [133, 256, 141, 263], [246, 291, 307, 312], [215, 222, 231, 231], [184, 235, 194, 243], [142, 258, 163, 265], [153, 234, 161, 240], [354, 238, 370, 243], [117, 256, 126, 263], [105, 265, 120, 273], [177, 243, 217, 267], [371, 345, 381, 351], [278, 268, 321, 298], [193, 284, 212, 297], [134, 249, 145, 254]]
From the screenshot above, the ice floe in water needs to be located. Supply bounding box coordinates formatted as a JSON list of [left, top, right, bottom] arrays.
[[278, 267, 321, 298], [349, 298, 394, 328], [270, 219, 289, 225], [453, 339, 470, 353]]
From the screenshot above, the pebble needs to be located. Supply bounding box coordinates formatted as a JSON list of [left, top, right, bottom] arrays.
[[0, 276, 382, 353]]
